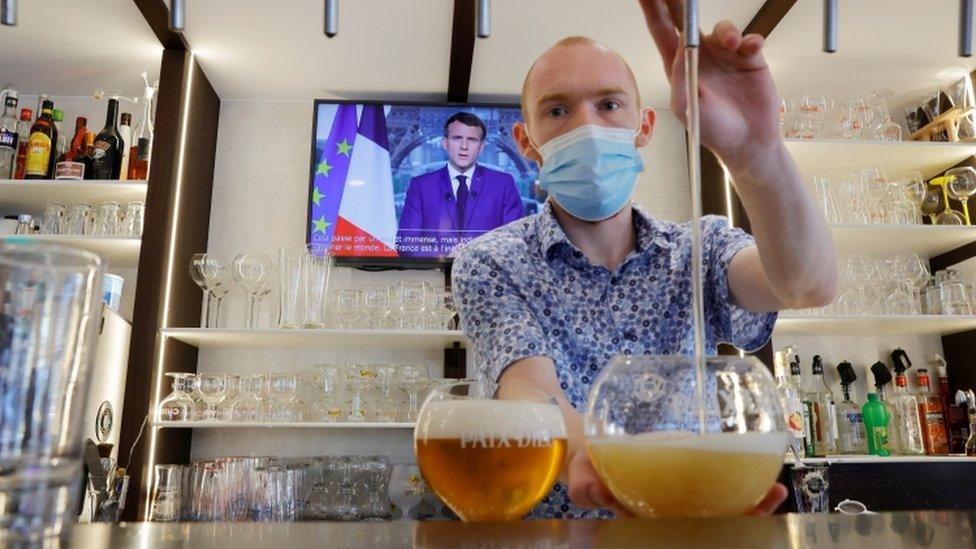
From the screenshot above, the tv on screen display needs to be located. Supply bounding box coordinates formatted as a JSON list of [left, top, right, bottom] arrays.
[[307, 101, 543, 265]]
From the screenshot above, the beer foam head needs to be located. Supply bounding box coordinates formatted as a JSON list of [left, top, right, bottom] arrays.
[[589, 431, 789, 456], [417, 400, 566, 440]]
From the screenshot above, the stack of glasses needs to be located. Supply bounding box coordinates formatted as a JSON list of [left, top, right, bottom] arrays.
[[792, 253, 976, 316], [780, 90, 903, 141], [156, 363, 440, 424], [150, 456, 397, 522], [40, 201, 144, 236]]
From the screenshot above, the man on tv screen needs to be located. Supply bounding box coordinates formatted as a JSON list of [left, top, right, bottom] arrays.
[[396, 112, 524, 257]]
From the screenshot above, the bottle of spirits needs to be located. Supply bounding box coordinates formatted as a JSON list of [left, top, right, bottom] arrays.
[[24, 100, 57, 179], [870, 361, 902, 455], [775, 348, 805, 458], [127, 137, 150, 180], [915, 368, 949, 455], [0, 91, 19, 179], [13, 108, 32, 179], [889, 350, 926, 456], [118, 112, 132, 181], [92, 98, 122, 179], [835, 361, 867, 454], [790, 354, 817, 457], [129, 84, 154, 180], [55, 117, 88, 180], [862, 393, 890, 456], [78, 132, 96, 180], [932, 356, 968, 454], [963, 390, 976, 457], [50, 108, 65, 176], [806, 355, 838, 455]]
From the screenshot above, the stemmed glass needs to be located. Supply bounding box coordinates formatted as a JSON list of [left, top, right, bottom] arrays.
[[344, 363, 376, 422], [399, 364, 431, 422], [209, 284, 230, 329], [231, 374, 265, 422], [334, 289, 362, 329], [313, 365, 345, 422], [196, 373, 229, 421], [868, 89, 903, 141], [900, 253, 931, 315], [233, 253, 274, 329], [397, 282, 428, 330], [362, 286, 392, 329], [946, 166, 976, 225], [190, 254, 228, 329], [372, 365, 400, 423], [585, 356, 788, 518], [389, 464, 426, 521], [899, 171, 927, 224], [157, 373, 197, 422]]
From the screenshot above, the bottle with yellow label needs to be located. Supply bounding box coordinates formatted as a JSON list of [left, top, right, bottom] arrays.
[[24, 99, 57, 179]]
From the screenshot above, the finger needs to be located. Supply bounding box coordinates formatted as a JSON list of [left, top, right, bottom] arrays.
[[638, 0, 680, 77], [663, 0, 685, 31], [737, 33, 765, 57], [748, 483, 789, 516], [708, 20, 743, 52], [567, 451, 610, 508]]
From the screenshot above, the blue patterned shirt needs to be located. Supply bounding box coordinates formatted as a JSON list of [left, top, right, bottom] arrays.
[[451, 202, 777, 519]]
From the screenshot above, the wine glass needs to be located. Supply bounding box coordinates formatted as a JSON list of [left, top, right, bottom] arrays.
[[157, 373, 196, 422], [334, 289, 363, 329], [585, 355, 788, 518], [189, 254, 228, 329], [899, 171, 927, 224], [232, 253, 274, 330], [362, 286, 392, 329], [868, 89, 903, 141], [230, 374, 265, 422], [313, 365, 346, 422], [920, 187, 943, 224], [947, 166, 976, 225], [196, 373, 229, 422], [399, 364, 431, 422]]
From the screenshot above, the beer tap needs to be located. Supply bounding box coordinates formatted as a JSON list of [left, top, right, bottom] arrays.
[[1, 0, 15, 27], [823, 0, 837, 52], [325, 0, 338, 38], [169, 0, 185, 32], [962, 0, 974, 57], [477, 0, 491, 39]]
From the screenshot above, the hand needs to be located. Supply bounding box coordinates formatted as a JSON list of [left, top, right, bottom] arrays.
[[637, 0, 783, 170], [568, 445, 789, 517]]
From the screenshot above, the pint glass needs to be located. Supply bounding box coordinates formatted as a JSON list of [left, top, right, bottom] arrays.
[[414, 381, 567, 521], [585, 356, 788, 518]]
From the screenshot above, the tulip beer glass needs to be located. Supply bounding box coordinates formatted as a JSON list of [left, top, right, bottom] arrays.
[[585, 356, 788, 518], [414, 381, 566, 521]]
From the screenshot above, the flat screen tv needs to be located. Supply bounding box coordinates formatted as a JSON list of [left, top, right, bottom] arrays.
[[307, 100, 542, 267]]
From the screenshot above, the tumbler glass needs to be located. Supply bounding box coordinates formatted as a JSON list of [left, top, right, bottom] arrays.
[[65, 202, 93, 235], [150, 465, 184, 522], [0, 242, 105, 541], [122, 201, 145, 237], [278, 247, 304, 329], [40, 202, 65, 235], [92, 201, 121, 236]]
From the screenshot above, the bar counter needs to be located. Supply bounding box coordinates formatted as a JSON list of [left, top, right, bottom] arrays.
[[60, 511, 973, 548]]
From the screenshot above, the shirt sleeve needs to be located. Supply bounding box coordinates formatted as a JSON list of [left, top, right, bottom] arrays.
[[702, 215, 778, 352], [452, 242, 552, 383]]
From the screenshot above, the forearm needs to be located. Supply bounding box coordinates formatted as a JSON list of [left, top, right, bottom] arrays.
[[723, 141, 838, 309]]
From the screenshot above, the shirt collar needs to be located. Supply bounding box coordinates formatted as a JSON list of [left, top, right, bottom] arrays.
[[536, 201, 671, 259], [447, 163, 476, 182]]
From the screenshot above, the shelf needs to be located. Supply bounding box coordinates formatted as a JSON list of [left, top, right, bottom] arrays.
[[774, 314, 976, 337], [161, 328, 470, 350], [783, 139, 976, 181], [0, 180, 148, 216], [154, 420, 414, 429], [0, 234, 141, 268], [829, 224, 976, 258], [786, 455, 975, 465]]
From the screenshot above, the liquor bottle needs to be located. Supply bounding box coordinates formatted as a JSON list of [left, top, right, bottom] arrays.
[[870, 361, 902, 455], [91, 98, 122, 179], [862, 393, 890, 457], [55, 117, 88, 180], [775, 348, 805, 457], [118, 112, 132, 181], [964, 391, 976, 457], [806, 355, 838, 455], [34, 94, 48, 123], [24, 100, 57, 179], [50, 108, 65, 176], [127, 137, 150, 180], [835, 361, 867, 454], [78, 132, 96, 180], [888, 350, 926, 456], [915, 369, 949, 455], [129, 82, 154, 180], [13, 108, 31, 179], [0, 90, 18, 179], [791, 354, 815, 456]]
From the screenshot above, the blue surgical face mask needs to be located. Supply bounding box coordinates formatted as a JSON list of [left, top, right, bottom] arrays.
[[531, 124, 644, 222]]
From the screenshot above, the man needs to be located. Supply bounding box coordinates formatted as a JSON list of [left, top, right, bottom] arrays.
[[452, 0, 837, 519], [396, 112, 524, 257]]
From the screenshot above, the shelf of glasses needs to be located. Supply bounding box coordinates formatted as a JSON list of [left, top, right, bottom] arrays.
[[784, 455, 975, 465], [153, 420, 415, 429], [829, 224, 976, 258], [783, 139, 976, 181], [0, 234, 141, 268], [160, 328, 470, 350], [774, 314, 976, 337], [0, 180, 148, 216]]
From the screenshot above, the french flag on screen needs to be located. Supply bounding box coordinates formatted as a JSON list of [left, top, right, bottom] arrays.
[[311, 105, 398, 256]]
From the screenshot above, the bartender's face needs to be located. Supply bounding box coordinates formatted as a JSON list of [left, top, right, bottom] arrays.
[[443, 121, 485, 172], [513, 40, 655, 165]]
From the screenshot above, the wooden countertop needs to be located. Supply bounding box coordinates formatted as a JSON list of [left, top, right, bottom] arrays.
[[61, 511, 972, 548]]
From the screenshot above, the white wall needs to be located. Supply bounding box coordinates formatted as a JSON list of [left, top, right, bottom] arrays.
[[191, 99, 692, 461]]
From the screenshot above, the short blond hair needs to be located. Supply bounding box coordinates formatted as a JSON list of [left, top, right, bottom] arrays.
[[520, 36, 641, 121]]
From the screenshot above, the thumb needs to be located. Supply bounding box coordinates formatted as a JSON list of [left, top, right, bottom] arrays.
[[566, 448, 633, 517]]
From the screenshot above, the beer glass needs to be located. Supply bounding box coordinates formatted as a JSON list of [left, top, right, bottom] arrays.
[[0, 242, 104, 541], [585, 355, 788, 518], [414, 381, 567, 522]]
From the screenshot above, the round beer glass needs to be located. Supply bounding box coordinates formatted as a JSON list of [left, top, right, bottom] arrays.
[[585, 355, 788, 518], [414, 381, 567, 521]]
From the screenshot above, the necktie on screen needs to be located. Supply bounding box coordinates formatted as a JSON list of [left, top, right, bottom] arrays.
[[456, 174, 468, 230]]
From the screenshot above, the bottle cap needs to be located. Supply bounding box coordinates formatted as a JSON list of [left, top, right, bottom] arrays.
[[890, 348, 911, 374], [20, 108, 31, 120], [52, 109, 63, 122], [121, 113, 131, 125], [867, 393, 879, 402], [76, 116, 87, 127], [837, 361, 857, 386], [4, 95, 16, 108], [812, 355, 824, 375], [870, 361, 892, 388], [41, 100, 53, 111]]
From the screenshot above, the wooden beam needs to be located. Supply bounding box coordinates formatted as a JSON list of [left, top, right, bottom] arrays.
[[743, 0, 798, 39], [131, 0, 188, 50], [447, 0, 476, 103]]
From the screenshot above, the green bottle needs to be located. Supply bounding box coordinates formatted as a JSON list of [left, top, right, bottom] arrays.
[[863, 393, 890, 456]]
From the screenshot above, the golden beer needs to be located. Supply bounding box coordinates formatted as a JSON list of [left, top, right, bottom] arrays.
[[415, 399, 567, 521], [588, 431, 788, 518]]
